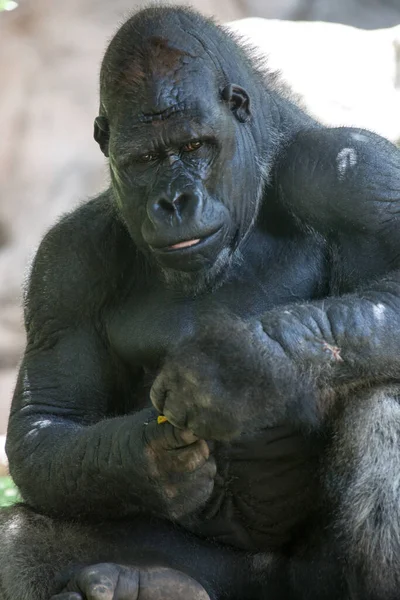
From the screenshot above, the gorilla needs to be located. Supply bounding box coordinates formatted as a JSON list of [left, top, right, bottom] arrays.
[[1, 5, 400, 600]]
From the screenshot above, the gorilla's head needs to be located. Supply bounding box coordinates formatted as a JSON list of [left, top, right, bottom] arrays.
[[95, 7, 275, 292]]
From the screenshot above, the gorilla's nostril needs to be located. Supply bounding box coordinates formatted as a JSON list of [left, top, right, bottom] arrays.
[[158, 199, 175, 213], [149, 192, 202, 225], [155, 193, 194, 217]]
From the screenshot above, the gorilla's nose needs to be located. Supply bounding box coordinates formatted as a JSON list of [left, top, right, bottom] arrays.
[[148, 191, 203, 225]]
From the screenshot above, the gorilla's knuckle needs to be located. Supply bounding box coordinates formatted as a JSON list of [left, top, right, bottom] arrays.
[[79, 564, 116, 583], [183, 453, 205, 473], [74, 565, 119, 600]]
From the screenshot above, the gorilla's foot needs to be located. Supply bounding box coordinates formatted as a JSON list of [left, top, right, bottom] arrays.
[[50, 563, 211, 600]]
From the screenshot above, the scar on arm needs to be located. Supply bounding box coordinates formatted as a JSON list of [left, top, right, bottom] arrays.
[[323, 341, 344, 362]]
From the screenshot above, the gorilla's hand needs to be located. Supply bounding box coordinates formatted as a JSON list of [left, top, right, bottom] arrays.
[[142, 419, 216, 520], [150, 313, 322, 440], [151, 315, 283, 440]]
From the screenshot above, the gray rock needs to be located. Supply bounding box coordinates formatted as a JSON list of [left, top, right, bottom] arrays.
[[228, 18, 400, 144], [243, 0, 400, 30]]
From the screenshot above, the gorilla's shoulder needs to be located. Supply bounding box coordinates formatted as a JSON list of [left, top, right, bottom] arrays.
[[51, 190, 124, 251], [39, 190, 132, 270], [26, 190, 133, 319]]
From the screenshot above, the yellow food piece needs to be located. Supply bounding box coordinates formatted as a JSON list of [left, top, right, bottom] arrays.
[[157, 415, 168, 424]]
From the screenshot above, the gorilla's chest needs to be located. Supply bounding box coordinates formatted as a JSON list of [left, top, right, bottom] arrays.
[[107, 237, 326, 369]]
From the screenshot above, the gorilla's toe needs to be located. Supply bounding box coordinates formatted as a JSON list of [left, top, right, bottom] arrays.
[[50, 563, 210, 600]]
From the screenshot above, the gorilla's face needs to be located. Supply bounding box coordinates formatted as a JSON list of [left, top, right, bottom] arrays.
[[95, 49, 263, 291], [109, 95, 236, 274]]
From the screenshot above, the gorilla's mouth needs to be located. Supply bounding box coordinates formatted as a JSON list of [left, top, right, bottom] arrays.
[[152, 227, 223, 255], [169, 238, 201, 250]]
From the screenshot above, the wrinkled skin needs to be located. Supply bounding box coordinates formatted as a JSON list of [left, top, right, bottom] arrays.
[[2, 5, 400, 600], [104, 412, 216, 521]]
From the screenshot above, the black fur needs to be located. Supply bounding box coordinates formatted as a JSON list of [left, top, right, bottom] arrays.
[[2, 5, 400, 600]]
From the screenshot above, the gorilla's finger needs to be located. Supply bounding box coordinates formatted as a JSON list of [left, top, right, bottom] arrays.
[[146, 420, 199, 450], [163, 403, 188, 431], [168, 440, 210, 473], [179, 428, 201, 445], [150, 374, 168, 413]]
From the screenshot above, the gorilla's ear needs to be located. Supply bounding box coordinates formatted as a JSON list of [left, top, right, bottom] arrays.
[[94, 116, 110, 157], [221, 84, 251, 123]]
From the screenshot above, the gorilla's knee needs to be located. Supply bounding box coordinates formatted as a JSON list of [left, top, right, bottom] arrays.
[[0, 506, 55, 600], [0, 505, 103, 600], [0, 506, 254, 600], [327, 385, 400, 595]]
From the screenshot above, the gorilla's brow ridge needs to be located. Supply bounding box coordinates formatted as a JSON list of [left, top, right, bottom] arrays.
[[123, 103, 203, 127], [139, 103, 186, 123]]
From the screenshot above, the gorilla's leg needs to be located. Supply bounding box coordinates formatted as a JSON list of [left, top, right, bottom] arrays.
[[290, 384, 400, 600], [328, 384, 400, 598], [0, 506, 272, 600]]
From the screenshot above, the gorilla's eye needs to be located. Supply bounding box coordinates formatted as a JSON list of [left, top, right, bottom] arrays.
[[139, 152, 159, 163], [182, 140, 203, 153]]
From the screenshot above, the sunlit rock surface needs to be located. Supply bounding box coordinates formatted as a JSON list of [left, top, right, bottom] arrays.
[[228, 18, 400, 143]]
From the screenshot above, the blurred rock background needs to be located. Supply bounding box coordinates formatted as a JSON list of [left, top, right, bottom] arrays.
[[0, 0, 399, 468]]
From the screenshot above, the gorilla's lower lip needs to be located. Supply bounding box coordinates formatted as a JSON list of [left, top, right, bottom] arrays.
[[168, 238, 201, 250], [152, 227, 222, 254]]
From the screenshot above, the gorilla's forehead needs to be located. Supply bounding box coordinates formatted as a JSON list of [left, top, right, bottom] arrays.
[[110, 64, 224, 128], [136, 74, 218, 117]]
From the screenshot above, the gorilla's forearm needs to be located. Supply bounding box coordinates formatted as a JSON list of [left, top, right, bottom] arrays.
[[150, 274, 400, 440], [7, 407, 158, 519], [258, 272, 400, 424], [6, 332, 160, 519]]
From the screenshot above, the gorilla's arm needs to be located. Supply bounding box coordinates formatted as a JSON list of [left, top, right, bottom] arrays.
[[255, 127, 400, 423], [152, 130, 400, 438], [256, 274, 400, 420], [151, 275, 400, 440], [276, 127, 400, 239], [6, 208, 215, 519]]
